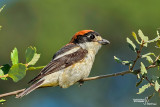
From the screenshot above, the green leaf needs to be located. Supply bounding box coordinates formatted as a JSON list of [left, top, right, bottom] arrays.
[[114, 56, 132, 66], [11, 48, 18, 65], [147, 36, 160, 43], [0, 5, 5, 31], [0, 5, 5, 13], [146, 56, 153, 63], [114, 56, 122, 63], [147, 31, 160, 43], [132, 32, 141, 44], [138, 29, 149, 47], [126, 37, 137, 52], [0, 64, 11, 80], [143, 56, 153, 63], [142, 53, 155, 63], [137, 83, 151, 94], [154, 80, 159, 92], [142, 53, 155, 58], [25, 47, 40, 66], [0, 99, 6, 104], [28, 53, 40, 65], [140, 62, 147, 75], [27, 66, 45, 71], [122, 61, 132, 66], [8, 63, 26, 82], [25, 46, 36, 64]]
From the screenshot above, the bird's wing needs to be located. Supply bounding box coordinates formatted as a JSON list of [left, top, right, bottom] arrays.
[[52, 43, 77, 59], [28, 44, 88, 84]]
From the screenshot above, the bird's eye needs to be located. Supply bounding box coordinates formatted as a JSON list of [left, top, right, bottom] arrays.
[[90, 34, 95, 39]]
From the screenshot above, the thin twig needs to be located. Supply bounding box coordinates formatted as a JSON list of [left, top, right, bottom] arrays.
[[130, 42, 144, 71], [0, 89, 25, 98], [0, 70, 133, 98], [82, 70, 131, 81], [0, 65, 155, 98], [0, 55, 159, 98]]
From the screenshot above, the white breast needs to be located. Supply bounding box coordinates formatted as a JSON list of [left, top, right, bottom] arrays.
[[58, 51, 95, 88], [58, 42, 102, 88]]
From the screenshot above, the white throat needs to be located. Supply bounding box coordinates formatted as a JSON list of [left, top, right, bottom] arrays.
[[79, 42, 102, 55]]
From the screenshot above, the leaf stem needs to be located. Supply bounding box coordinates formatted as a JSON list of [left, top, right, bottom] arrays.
[[0, 74, 8, 79]]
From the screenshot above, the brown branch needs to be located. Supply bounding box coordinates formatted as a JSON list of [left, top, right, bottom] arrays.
[[0, 55, 159, 98], [0, 89, 25, 98], [0, 70, 133, 98], [0, 67, 152, 98], [130, 42, 144, 71], [82, 70, 132, 81]]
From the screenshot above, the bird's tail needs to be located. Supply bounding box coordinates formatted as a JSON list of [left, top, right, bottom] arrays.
[[16, 80, 44, 98]]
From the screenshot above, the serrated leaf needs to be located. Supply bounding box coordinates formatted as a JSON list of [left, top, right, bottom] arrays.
[[132, 32, 141, 44], [138, 30, 149, 47], [25, 46, 36, 63], [8, 63, 26, 82], [154, 80, 159, 92], [0, 64, 11, 80], [137, 83, 150, 94], [27, 66, 45, 71], [140, 62, 147, 75], [11, 48, 18, 65], [126, 37, 136, 52], [28, 53, 40, 65]]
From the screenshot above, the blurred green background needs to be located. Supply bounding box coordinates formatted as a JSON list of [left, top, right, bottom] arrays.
[[0, 0, 160, 107]]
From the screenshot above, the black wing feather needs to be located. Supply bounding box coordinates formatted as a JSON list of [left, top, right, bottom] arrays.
[[28, 45, 88, 84]]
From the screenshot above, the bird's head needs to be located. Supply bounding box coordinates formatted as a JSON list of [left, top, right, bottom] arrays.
[[70, 30, 110, 53]]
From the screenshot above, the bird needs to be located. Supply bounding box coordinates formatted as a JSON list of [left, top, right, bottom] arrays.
[[16, 30, 110, 98]]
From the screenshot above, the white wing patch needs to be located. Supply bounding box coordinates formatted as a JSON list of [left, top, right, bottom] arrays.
[[54, 47, 80, 60]]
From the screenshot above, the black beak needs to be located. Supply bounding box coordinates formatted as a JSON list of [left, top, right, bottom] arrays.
[[98, 39, 110, 45]]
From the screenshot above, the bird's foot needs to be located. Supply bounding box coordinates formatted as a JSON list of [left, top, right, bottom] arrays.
[[78, 80, 84, 87]]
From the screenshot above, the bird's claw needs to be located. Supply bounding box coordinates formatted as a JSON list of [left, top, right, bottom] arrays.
[[78, 80, 84, 87]]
